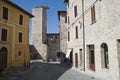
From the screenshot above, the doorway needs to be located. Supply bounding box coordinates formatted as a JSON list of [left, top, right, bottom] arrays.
[[117, 40, 120, 75], [88, 45, 95, 71], [0, 47, 8, 68], [70, 51, 73, 66], [80, 49, 82, 66], [75, 53, 78, 68], [101, 43, 109, 68]]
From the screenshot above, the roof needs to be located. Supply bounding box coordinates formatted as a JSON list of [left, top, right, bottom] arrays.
[[3, 0, 34, 18], [57, 11, 66, 21]]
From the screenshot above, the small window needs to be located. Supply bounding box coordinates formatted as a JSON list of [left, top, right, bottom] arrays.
[[68, 16, 70, 25], [19, 15, 23, 25], [68, 31, 70, 41], [1, 28, 7, 41], [18, 51, 22, 56], [65, 16, 67, 23], [75, 26, 78, 39], [74, 6, 78, 17], [91, 5, 96, 24], [68, 0, 69, 7], [18, 32, 22, 43], [2, 7, 8, 20]]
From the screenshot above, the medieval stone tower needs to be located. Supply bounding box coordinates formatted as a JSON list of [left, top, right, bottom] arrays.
[[32, 6, 48, 60]]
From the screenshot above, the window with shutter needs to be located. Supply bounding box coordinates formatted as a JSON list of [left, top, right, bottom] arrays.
[[91, 5, 96, 24]]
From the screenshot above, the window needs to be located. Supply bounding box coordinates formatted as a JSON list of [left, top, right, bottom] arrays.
[[1, 29, 7, 41], [68, 0, 69, 7], [75, 26, 78, 39], [68, 16, 70, 25], [19, 15, 23, 25], [18, 32, 22, 43], [91, 5, 96, 24], [68, 31, 70, 41], [65, 16, 67, 23], [18, 51, 22, 56], [74, 6, 78, 17], [101, 43, 109, 69], [2, 7, 8, 20]]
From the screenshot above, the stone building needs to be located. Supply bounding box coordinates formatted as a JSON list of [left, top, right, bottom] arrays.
[[64, 0, 83, 68], [32, 6, 48, 60], [58, 11, 67, 54], [31, 6, 60, 61], [0, 0, 33, 68], [62, 0, 120, 80], [47, 33, 60, 62], [58, 11, 68, 62]]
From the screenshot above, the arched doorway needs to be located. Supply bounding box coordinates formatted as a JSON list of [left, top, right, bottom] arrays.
[[101, 43, 109, 69], [0, 47, 8, 68]]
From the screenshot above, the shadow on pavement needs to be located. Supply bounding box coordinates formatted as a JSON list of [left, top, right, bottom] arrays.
[[17, 62, 71, 80]]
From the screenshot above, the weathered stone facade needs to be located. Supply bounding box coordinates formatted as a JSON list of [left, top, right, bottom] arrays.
[[47, 33, 60, 61], [65, 0, 83, 69], [63, 0, 120, 80], [31, 6, 60, 62], [32, 7, 48, 60], [58, 11, 67, 54]]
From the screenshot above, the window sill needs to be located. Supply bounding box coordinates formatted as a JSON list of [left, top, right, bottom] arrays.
[[2, 19, 8, 22], [91, 20, 96, 25], [0, 41, 8, 43], [17, 42, 23, 44]]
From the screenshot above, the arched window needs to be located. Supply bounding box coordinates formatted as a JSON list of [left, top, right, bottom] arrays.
[[101, 43, 109, 69]]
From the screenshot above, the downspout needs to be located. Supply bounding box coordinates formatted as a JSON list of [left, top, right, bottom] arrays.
[[82, 0, 85, 71]]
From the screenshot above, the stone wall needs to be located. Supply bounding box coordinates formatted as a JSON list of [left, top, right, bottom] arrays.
[[58, 11, 67, 54], [47, 34, 60, 61], [65, 0, 120, 80], [32, 7, 48, 60]]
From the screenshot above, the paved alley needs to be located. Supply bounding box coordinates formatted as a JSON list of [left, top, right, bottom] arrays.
[[18, 61, 71, 80], [0, 60, 104, 80]]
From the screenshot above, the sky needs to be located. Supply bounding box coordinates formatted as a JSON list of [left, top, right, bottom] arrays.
[[11, 0, 66, 43]]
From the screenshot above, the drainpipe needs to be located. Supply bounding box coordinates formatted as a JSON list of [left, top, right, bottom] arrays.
[[82, 0, 85, 71]]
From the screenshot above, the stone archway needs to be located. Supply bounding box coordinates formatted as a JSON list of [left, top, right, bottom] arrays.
[[0, 47, 8, 68]]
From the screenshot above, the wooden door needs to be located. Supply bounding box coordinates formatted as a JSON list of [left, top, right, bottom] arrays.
[[75, 53, 78, 68], [117, 40, 120, 73], [80, 49, 82, 66], [89, 48, 95, 71]]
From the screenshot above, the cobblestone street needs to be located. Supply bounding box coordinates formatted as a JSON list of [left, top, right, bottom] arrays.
[[0, 60, 104, 80]]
